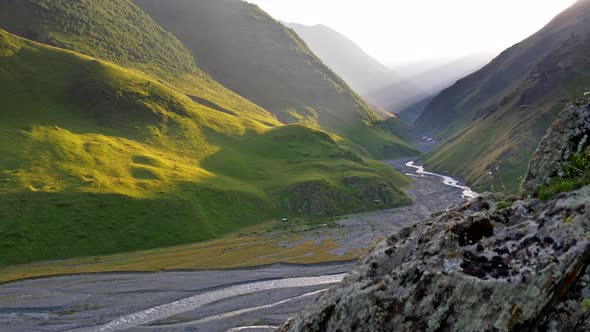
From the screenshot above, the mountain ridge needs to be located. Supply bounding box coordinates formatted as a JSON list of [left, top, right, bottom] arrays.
[[414, 0, 590, 191]]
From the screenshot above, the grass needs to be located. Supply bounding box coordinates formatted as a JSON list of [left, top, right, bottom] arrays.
[[537, 151, 590, 200], [0, 0, 417, 268], [0, 219, 364, 284], [0, 29, 412, 266]]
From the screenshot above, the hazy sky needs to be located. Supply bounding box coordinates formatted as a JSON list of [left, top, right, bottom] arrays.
[[247, 0, 577, 66]]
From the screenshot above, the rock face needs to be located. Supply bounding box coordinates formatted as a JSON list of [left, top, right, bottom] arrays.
[[521, 103, 590, 193], [280, 103, 590, 331]]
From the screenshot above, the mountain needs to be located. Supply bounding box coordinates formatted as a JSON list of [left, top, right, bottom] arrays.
[[396, 96, 435, 125], [284, 23, 394, 95], [415, 0, 590, 192], [0, 0, 414, 266], [389, 53, 495, 93], [364, 79, 430, 115], [404, 53, 495, 94], [285, 22, 428, 114], [133, 0, 417, 158]]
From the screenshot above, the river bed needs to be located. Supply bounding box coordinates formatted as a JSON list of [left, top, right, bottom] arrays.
[[0, 158, 477, 332]]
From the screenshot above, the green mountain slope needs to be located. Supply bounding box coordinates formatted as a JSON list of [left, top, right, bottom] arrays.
[[415, 0, 590, 191], [0, 0, 278, 126], [0, 26, 411, 266], [0, 19, 416, 265], [132, 0, 417, 158]]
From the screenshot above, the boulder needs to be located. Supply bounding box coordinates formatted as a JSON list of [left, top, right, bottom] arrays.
[[281, 189, 590, 331]]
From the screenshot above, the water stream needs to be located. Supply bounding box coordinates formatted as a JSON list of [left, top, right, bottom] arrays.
[[405, 161, 478, 199], [71, 274, 345, 332]]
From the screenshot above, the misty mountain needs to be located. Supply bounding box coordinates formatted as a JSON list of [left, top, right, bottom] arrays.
[[401, 53, 496, 93], [369, 53, 494, 114], [285, 23, 398, 96], [286, 22, 428, 113], [415, 0, 590, 191]]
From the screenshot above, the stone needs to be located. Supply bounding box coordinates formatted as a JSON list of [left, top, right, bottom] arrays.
[[280, 186, 590, 332]]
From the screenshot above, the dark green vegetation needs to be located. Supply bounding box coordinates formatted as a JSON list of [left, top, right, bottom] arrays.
[[538, 151, 590, 200], [0, 0, 415, 266], [133, 0, 417, 159], [416, 0, 590, 192]]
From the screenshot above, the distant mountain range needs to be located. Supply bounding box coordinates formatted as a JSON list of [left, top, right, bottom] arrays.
[[415, 0, 590, 191], [285, 23, 399, 98], [286, 22, 427, 114], [286, 22, 494, 117]]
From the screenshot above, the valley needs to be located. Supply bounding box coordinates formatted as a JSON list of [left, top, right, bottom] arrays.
[[1, 1, 588, 331], [0, 148, 474, 331]]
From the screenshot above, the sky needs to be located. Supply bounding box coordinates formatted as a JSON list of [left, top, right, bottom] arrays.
[[247, 0, 577, 67]]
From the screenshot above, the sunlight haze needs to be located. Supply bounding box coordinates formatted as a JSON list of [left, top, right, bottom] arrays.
[[248, 0, 577, 66]]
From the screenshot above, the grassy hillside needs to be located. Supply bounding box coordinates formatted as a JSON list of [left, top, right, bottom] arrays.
[[133, 0, 417, 158], [421, 34, 590, 192], [0, 29, 411, 266], [415, 0, 590, 191], [0, 0, 278, 126]]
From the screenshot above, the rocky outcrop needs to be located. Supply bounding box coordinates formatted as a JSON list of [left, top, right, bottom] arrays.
[[281, 103, 590, 331], [281, 189, 590, 331], [521, 102, 590, 193]]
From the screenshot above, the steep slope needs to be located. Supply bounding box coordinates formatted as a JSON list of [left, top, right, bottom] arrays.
[[396, 96, 435, 125], [285, 23, 394, 96], [0, 29, 412, 266], [133, 0, 417, 158], [285, 22, 425, 113], [0, 0, 278, 126], [415, 0, 590, 191]]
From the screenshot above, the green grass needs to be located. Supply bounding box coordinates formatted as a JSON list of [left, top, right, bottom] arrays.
[[0, 29, 411, 266], [0, 220, 360, 284], [537, 151, 590, 200]]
